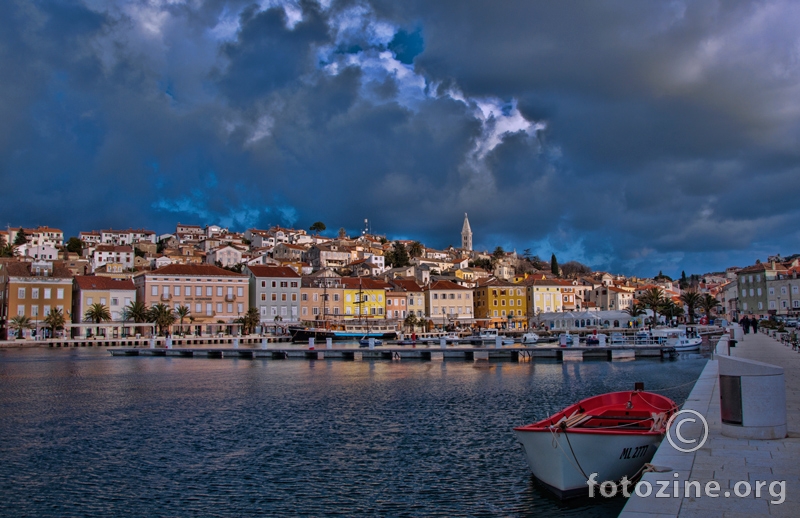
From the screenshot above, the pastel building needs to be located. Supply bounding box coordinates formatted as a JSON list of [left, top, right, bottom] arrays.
[[245, 265, 301, 323], [0, 260, 73, 339]]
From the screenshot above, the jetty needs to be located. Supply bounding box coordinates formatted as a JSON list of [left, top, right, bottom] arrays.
[[107, 344, 677, 362], [620, 329, 800, 516]]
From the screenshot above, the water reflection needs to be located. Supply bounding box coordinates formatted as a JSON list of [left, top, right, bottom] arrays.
[[0, 349, 707, 517]]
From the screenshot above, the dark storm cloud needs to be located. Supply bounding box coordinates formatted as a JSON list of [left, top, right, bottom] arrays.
[[1, 0, 799, 277]]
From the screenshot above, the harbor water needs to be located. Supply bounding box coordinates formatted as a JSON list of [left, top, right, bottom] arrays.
[[0, 348, 709, 516]]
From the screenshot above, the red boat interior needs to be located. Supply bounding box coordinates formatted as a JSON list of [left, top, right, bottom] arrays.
[[515, 391, 678, 435]]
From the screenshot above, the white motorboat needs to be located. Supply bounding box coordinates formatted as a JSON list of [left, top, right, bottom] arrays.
[[514, 388, 678, 498], [651, 327, 702, 352], [470, 328, 515, 345], [521, 332, 539, 344]]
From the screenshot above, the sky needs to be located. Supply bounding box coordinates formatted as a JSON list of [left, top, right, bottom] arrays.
[[2, 0, 800, 278]]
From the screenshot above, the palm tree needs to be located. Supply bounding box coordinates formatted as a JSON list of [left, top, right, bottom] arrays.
[[679, 289, 702, 324], [84, 303, 112, 337], [242, 307, 259, 335], [9, 315, 33, 339], [698, 294, 720, 322], [0, 242, 16, 258], [122, 300, 149, 337], [638, 287, 665, 327], [404, 313, 418, 332], [43, 308, 66, 339], [175, 305, 191, 336], [148, 303, 176, 336], [660, 299, 683, 324], [624, 302, 646, 318]]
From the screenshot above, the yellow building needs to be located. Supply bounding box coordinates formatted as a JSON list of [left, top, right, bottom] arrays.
[[341, 277, 388, 319], [473, 279, 527, 329], [523, 276, 564, 316]]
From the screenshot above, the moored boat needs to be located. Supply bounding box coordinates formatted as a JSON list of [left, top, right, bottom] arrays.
[[521, 332, 539, 344], [513, 387, 678, 498], [289, 321, 398, 343]]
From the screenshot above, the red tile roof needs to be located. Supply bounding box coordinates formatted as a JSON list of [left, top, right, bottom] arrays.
[[148, 264, 246, 277], [340, 277, 390, 290], [424, 280, 469, 291], [247, 265, 300, 278], [74, 276, 135, 291]]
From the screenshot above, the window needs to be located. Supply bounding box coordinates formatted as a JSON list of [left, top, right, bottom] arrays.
[[757, 288, 762, 296], [769, 287, 775, 295], [31, 305, 39, 317], [509, 299, 514, 306], [237, 287, 243, 297], [195, 286, 201, 296], [206, 303, 213, 315], [101, 297, 107, 306], [312, 307, 318, 315], [216, 303, 223, 313], [206, 286, 212, 296], [17, 305, 25, 316], [794, 300, 800, 308], [217, 287, 223, 297], [87, 297, 94, 306], [493, 310, 498, 317], [781, 286, 787, 295], [238, 303, 243, 314], [57, 289, 64, 299], [433, 294, 438, 300], [334, 294, 339, 302], [44, 288, 51, 299], [742, 289, 747, 298], [111, 298, 119, 306], [271, 281, 277, 288], [758, 302, 763, 310], [280, 282, 288, 288], [281, 293, 287, 301], [125, 297, 131, 306], [173, 286, 180, 297], [271, 293, 277, 301], [32, 288, 39, 299], [750, 289, 754, 297], [196, 303, 202, 313], [261, 281, 266, 288], [346, 307, 352, 315], [18, 288, 25, 299], [281, 306, 287, 316], [291, 282, 298, 288], [291, 294, 297, 301], [769, 301, 776, 309]]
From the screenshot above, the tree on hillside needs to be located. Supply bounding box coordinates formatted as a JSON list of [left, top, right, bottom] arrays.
[[309, 221, 326, 234], [491, 247, 505, 265], [390, 241, 410, 268], [550, 254, 560, 276], [561, 261, 592, 278], [66, 237, 83, 254], [338, 227, 347, 239], [409, 241, 424, 258], [14, 230, 27, 246]]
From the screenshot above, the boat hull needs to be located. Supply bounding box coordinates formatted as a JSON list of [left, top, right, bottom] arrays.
[[289, 326, 396, 343], [513, 390, 677, 498], [514, 428, 662, 498]]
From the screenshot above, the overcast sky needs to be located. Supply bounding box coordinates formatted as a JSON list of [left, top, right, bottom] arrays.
[[2, 0, 799, 277]]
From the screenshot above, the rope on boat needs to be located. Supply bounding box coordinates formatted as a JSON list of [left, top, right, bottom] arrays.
[[642, 379, 700, 394]]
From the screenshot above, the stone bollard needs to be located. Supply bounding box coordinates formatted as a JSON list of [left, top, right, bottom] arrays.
[[326, 337, 332, 349], [261, 337, 267, 350], [440, 337, 447, 349], [495, 335, 501, 349], [309, 337, 315, 350], [233, 338, 239, 349], [718, 355, 787, 440], [149, 337, 156, 349], [166, 336, 172, 349]]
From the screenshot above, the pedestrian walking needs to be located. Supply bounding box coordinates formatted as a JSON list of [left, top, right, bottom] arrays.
[[741, 316, 751, 334], [751, 317, 759, 334]]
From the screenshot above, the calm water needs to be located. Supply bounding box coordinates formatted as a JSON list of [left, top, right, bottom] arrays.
[[0, 348, 708, 517]]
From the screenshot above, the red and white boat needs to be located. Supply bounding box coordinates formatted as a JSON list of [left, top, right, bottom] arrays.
[[513, 387, 678, 498]]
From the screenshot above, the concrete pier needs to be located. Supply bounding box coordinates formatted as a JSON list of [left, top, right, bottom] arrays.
[[107, 344, 677, 362], [620, 330, 800, 517]]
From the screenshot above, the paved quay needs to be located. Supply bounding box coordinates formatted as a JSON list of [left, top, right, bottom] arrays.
[[619, 330, 800, 517]]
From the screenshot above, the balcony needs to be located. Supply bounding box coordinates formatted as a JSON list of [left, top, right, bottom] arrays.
[[225, 294, 236, 302], [161, 294, 172, 302]]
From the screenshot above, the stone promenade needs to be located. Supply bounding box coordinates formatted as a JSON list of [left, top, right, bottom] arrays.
[[619, 329, 800, 517]]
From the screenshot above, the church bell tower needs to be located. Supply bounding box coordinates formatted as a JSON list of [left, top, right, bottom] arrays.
[[461, 213, 473, 251]]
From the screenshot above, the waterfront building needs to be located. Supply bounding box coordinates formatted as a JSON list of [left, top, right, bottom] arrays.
[[299, 272, 343, 320], [390, 278, 425, 318], [423, 279, 473, 327], [341, 277, 388, 319], [588, 285, 634, 311], [385, 290, 407, 320], [523, 276, 564, 315], [473, 278, 527, 329], [73, 276, 136, 323], [0, 260, 73, 339], [133, 264, 249, 330], [244, 265, 301, 323], [206, 245, 243, 268], [765, 263, 800, 317]]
